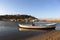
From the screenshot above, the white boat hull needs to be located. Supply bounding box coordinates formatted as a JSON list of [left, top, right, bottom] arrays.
[[19, 23, 57, 29]]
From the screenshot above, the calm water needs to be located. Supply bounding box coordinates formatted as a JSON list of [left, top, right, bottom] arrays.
[[0, 21, 59, 40]]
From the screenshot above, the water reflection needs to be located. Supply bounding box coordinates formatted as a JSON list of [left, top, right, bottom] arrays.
[[0, 21, 58, 40], [18, 28, 56, 40], [19, 28, 55, 31]]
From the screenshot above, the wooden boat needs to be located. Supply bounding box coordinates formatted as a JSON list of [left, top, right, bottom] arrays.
[[19, 23, 57, 30]]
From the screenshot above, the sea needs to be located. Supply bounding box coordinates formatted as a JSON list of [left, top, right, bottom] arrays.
[[0, 21, 60, 40]]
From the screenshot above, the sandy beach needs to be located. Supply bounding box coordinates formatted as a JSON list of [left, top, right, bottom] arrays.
[[25, 30, 60, 40]]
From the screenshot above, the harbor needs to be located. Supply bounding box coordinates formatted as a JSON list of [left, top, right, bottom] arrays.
[[0, 21, 59, 40], [0, 0, 60, 40]]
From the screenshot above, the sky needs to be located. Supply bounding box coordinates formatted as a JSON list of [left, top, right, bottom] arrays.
[[0, 0, 60, 18]]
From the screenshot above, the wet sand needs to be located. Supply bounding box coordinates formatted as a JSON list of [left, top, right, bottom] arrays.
[[26, 30, 60, 40]]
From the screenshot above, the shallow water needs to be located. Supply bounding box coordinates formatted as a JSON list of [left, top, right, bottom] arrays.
[[0, 21, 59, 40]]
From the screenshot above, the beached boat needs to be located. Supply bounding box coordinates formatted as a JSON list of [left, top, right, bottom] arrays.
[[19, 23, 57, 30]]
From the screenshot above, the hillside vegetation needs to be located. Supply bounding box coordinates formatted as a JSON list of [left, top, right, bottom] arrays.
[[0, 15, 37, 22]]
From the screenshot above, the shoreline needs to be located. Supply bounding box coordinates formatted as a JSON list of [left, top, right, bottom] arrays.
[[26, 30, 60, 40]]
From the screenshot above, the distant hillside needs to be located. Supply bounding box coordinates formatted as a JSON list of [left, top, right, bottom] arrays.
[[0, 15, 37, 22], [0, 15, 37, 19]]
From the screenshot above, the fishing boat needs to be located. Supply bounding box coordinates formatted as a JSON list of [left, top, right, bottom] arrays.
[[19, 23, 57, 30]]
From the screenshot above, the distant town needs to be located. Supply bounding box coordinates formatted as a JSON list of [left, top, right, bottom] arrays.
[[0, 15, 60, 22], [0, 15, 37, 23]]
